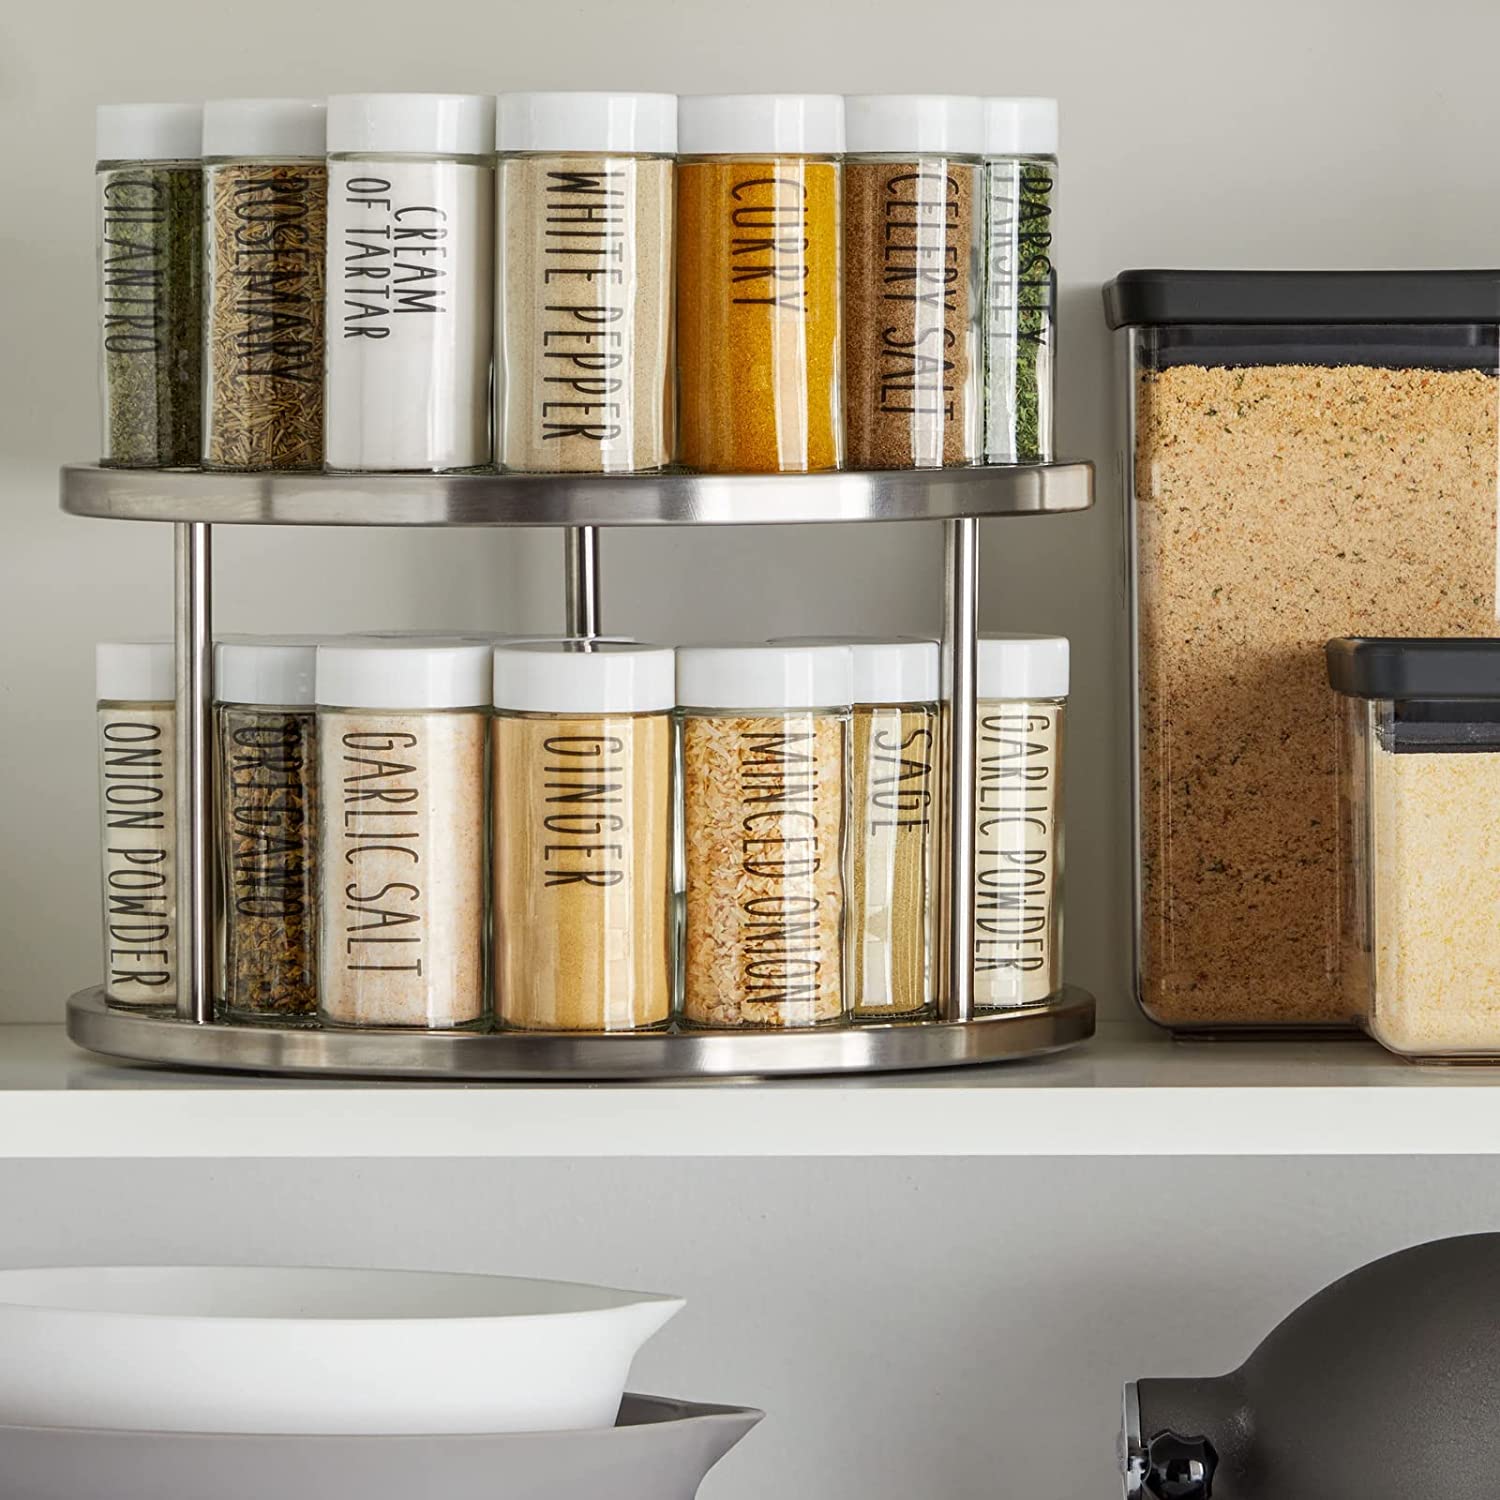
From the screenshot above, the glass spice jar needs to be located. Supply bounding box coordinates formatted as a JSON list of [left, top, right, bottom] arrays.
[[982, 98, 1057, 464], [316, 639, 491, 1030], [676, 95, 844, 474], [96, 640, 175, 1009], [497, 92, 675, 474], [971, 635, 1067, 1009], [491, 641, 675, 1031], [842, 96, 983, 470], [95, 103, 203, 469], [325, 93, 495, 472], [215, 638, 320, 1023], [677, 644, 852, 1028], [203, 98, 327, 471]]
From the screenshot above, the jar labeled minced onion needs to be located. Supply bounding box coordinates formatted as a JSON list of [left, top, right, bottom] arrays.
[[678, 644, 851, 1027]]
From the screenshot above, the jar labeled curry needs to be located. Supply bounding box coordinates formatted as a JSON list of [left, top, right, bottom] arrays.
[[676, 94, 843, 474], [492, 642, 674, 1030], [216, 638, 319, 1023], [96, 640, 175, 1008], [678, 644, 851, 1027], [316, 639, 490, 1030], [842, 96, 983, 470]]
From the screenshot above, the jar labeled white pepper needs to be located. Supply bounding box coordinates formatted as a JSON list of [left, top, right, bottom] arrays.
[[973, 634, 1067, 1008], [678, 644, 851, 1028], [216, 638, 319, 1023], [316, 639, 490, 1030], [492, 642, 675, 1031], [497, 92, 675, 473], [326, 94, 495, 472], [96, 640, 175, 1008]]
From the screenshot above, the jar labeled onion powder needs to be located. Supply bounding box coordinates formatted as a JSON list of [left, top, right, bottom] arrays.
[[316, 639, 490, 1030], [96, 640, 175, 1008], [678, 644, 851, 1028], [497, 92, 675, 473], [492, 641, 675, 1030], [325, 93, 495, 471]]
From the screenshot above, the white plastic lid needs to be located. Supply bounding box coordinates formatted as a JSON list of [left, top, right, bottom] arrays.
[[216, 637, 320, 707], [497, 92, 676, 154], [96, 103, 202, 163], [770, 636, 939, 704], [678, 94, 844, 156], [97, 640, 174, 703], [493, 641, 675, 714], [677, 644, 853, 711], [983, 97, 1059, 157], [202, 98, 327, 159], [328, 93, 494, 157], [844, 95, 984, 156], [976, 634, 1069, 700], [316, 639, 492, 710]]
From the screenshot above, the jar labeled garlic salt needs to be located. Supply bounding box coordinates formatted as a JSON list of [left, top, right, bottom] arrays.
[[678, 644, 851, 1028], [492, 642, 674, 1031], [96, 640, 176, 1008], [316, 639, 490, 1029]]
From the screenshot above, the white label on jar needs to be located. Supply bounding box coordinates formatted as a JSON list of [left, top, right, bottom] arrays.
[[324, 160, 494, 470], [98, 707, 175, 1005], [974, 702, 1060, 1006]]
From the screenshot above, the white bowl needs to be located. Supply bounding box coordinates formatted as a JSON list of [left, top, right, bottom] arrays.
[[0, 1266, 684, 1434]]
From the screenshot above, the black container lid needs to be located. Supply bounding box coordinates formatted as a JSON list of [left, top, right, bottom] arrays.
[[1104, 270, 1500, 328], [1327, 638, 1500, 699]]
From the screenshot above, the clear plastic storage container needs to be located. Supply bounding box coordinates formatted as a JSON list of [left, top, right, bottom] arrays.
[[1330, 638, 1500, 1059], [1105, 270, 1500, 1030]]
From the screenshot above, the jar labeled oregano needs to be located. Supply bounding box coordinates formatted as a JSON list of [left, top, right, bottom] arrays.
[[203, 99, 327, 471], [95, 104, 202, 468]]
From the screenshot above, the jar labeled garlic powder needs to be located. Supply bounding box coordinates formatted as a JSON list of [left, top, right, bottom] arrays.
[[678, 644, 851, 1028], [492, 642, 674, 1030], [316, 639, 490, 1029]]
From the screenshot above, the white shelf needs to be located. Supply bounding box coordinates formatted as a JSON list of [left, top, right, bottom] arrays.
[[6, 1020, 1500, 1158]]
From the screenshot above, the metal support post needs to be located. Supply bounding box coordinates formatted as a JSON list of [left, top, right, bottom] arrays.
[[173, 522, 213, 1023], [564, 526, 601, 637], [942, 517, 979, 1022]]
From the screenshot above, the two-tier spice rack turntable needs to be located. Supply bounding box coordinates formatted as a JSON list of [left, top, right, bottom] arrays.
[[61, 463, 1096, 1079]]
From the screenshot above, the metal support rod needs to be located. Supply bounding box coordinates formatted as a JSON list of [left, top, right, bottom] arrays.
[[943, 517, 979, 1023], [564, 526, 601, 637], [173, 522, 213, 1023]]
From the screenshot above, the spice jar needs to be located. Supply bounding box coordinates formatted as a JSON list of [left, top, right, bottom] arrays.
[[1329, 638, 1500, 1057], [1106, 270, 1500, 1030], [491, 641, 674, 1031], [316, 639, 490, 1030], [96, 640, 175, 1008], [216, 638, 319, 1023], [203, 98, 327, 471], [325, 94, 495, 472], [973, 635, 1066, 1009], [497, 92, 675, 474], [678, 644, 851, 1028], [982, 98, 1057, 464], [842, 96, 983, 470], [95, 104, 202, 469], [676, 95, 843, 474]]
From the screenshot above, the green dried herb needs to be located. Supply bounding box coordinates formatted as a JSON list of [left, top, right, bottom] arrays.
[[98, 165, 202, 467]]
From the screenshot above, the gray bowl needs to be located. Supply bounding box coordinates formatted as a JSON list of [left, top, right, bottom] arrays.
[[0, 1394, 763, 1500]]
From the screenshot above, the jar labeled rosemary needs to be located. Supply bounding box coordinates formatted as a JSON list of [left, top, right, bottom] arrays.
[[203, 98, 327, 471], [842, 96, 983, 470], [982, 98, 1057, 464], [973, 634, 1067, 1009], [325, 94, 495, 472], [492, 642, 675, 1031], [497, 92, 676, 474], [96, 640, 175, 1008], [216, 638, 319, 1023], [95, 104, 202, 469], [316, 640, 490, 1030], [678, 644, 851, 1028]]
